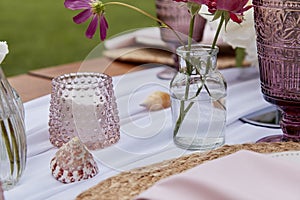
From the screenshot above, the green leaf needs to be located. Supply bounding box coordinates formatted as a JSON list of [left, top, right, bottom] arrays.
[[187, 2, 201, 16], [212, 10, 223, 21], [235, 47, 246, 67], [222, 11, 231, 30]]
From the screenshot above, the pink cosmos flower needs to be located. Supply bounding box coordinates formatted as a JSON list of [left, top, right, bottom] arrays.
[[64, 0, 109, 40]]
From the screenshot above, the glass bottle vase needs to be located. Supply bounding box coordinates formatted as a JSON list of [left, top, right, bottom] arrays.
[[0, 66, 27, 190], [170, 44, 227, 150]]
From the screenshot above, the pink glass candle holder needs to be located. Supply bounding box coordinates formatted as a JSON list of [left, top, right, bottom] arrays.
[[49, 72, 120, 150], [253, 0, 300, 142]]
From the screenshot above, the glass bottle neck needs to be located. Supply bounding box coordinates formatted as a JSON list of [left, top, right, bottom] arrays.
[[176, 44, 219, 75]]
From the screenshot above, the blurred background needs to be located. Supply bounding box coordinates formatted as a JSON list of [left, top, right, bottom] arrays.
[[0, 0, 156, 77]]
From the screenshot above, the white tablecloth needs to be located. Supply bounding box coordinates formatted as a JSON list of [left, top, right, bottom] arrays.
[[4, 66, 282, 200]]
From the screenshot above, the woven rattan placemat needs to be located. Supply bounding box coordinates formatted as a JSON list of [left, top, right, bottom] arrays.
[[77, 142, 300, 200]]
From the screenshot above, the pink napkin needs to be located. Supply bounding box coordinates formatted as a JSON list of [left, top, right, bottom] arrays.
[[135, 150, 300, 200]]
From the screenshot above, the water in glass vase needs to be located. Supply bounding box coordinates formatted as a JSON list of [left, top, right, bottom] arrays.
[[0, 114, 26, 190], [171, 92, 226, 150]]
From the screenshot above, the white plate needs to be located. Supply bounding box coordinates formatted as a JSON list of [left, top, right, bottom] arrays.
[[268, 151, 300, 165]]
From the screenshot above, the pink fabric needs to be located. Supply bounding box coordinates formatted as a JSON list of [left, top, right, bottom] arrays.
[[135, 150, 300, 200]]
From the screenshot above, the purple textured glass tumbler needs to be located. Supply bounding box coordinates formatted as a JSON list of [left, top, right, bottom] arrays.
[[253, 0, 300, 142], [155, 0, 206, 50], [48, 72, 120, 150]]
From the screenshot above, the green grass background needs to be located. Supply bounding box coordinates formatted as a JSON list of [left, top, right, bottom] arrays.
[[0, 0, 156, 77]]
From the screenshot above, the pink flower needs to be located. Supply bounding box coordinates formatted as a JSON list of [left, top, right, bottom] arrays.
[[64, 0, 109, 40], [173, 0, 252, 24], [206, 0, 252, 23]]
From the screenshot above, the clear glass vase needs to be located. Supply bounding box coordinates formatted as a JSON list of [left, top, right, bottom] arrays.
[[170, 45, 227, 150], [0, 66, 27, 190]]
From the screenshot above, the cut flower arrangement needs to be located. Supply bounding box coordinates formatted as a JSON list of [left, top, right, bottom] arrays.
[[64, 0, 253, 150]]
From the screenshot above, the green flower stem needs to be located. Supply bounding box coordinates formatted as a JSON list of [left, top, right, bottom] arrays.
[[206, 15, 226, 111], [182, 14, 196, 110], [1, 118, 21, 176], [8, 118, 21, 174], [212, 15, 225, 50], [186, 14, 196, 74], [174, 13, 196, 137], [183, 14, 197, 104], [1, 120, 14, 174], [187, 14, 195, 49], [104, 1, 185, 47], [174, 101, 194, 137]]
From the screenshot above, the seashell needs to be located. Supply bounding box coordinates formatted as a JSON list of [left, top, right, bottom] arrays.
[[140, 91, 170, 111], [50, 137, 99, 184]]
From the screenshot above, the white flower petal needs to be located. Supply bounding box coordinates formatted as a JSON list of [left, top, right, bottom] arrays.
[[0, 41, 9, 64]]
